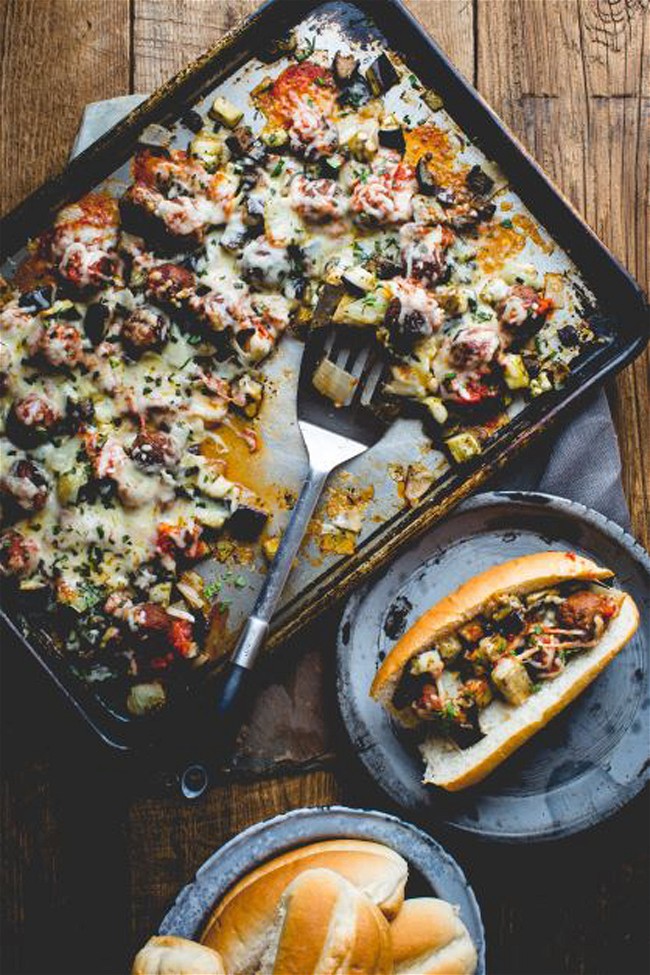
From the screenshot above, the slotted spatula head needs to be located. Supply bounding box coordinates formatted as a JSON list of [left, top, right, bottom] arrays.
[[297, 324, 390, 470]]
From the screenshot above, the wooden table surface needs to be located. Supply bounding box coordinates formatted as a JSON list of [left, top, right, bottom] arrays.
[[1, 2, 648, 973]]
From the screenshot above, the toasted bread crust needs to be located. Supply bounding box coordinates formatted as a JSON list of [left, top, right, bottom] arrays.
[[201, 839, 407, 969], [371, 552, 613, 701], [422, 593, 639, 790]]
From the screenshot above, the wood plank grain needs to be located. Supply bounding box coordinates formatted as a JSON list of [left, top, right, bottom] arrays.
[[475, 4, 649, 973], [403, 0, 475, 80], [133, 0, 259, 91], [0, 0, 131, 213], [476, 0, 649, 547], [1, 3, 132, 973]]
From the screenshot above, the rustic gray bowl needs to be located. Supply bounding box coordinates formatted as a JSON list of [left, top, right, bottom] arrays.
[[158, 804, 486, 974]]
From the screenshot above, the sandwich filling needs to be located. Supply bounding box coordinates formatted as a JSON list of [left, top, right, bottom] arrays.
[[391, 582, 621, 748]]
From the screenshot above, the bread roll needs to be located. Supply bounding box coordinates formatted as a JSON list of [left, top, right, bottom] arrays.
[[132, 935, 225, 975], [258, 868, 392, 975], [202, 839, 407, 971], [371, 552, 614, 705], [371, 552, 639, 789], [390, 898, 477, 975]]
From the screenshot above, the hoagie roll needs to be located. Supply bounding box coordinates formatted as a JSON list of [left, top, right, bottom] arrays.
[[371, 552, 639, 790]]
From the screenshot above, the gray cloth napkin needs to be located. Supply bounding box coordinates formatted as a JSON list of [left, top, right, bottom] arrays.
[[72, 97, 630, 775]]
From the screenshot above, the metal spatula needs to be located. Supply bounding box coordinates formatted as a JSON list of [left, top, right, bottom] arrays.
[[178, 326, 388, 798]]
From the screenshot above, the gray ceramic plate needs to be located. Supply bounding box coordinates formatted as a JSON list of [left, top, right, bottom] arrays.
[[158, 805, 486, 974], [336, 491, 650, 842]]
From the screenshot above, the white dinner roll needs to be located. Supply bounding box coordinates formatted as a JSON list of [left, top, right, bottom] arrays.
[[132, 935, 225, 975], [390, 898, 477, 975], [202, 839, 408, 971]]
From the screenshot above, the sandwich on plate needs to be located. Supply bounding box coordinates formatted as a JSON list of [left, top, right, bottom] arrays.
[[371, 551, 639, 790]]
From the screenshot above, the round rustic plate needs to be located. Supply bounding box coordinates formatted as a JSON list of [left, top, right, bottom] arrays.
[[158, 805, 486, 974], [336, 491, 650, 842]]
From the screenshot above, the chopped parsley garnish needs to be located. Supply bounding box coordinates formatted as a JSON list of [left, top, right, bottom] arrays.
[[204, 580, 222, 600], [295, 36, 316, 62], [501, 218, 513, 229]]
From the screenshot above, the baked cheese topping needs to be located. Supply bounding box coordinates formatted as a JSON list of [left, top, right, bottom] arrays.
[[0, 43, 599, 714]]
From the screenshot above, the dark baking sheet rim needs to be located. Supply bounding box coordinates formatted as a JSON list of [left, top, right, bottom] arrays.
[[0, 0, 647, 752]]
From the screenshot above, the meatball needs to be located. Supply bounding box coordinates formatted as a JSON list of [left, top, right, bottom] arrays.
[[6, 393, 62, 448], [557, 590, 617, 636], [38, 321, 85, 368], [1, 458, 50, 513], [240, 237, 291, 289], [289, 175, 347, 222], [121, 183, 206, 249], [0, 529, 40, 577], [449, 327, 500, 370], [129, 430, 180, 471], [498, 285, 552, 330], [125, 602, 175, 653], [146, 263, 194, 308], [130, 602, 171, 634], [121, 307, 170, 353], [399, 223, 450, 285]]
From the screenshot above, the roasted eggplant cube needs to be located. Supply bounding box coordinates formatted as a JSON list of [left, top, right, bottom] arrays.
[[342, 266, 376, 295], [448, 708, 484, 749], [189, 132, 223, 172], [445, 433, 482, 464], [416, 155, 439, 196], [84, 301, 110, 345], [337, 72, 372, 109], [366, 54, 399, 96], [491, 656, 533, 706], [320, 153, 345, 179], [225, 126, 255, 159], [464, 677, 493, 709], [181, 110, 204, 134], [392, 670, 431, 711], [227, 504, 268, 540], [378, 117, 406, 153], [465, 164, 494, 196], [312, 282, 346, 328], [261, 126, 289, 150]]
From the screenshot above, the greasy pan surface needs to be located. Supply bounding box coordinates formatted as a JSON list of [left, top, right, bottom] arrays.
[[0, 0, 647, 751], [337, 492, 650, 841]]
